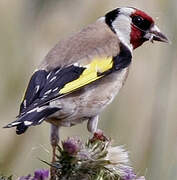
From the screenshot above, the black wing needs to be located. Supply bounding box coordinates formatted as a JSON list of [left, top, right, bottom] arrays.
[[4, 65, 86, 134]]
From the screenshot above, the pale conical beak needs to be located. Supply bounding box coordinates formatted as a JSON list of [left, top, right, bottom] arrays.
[[144, 25, 170, 43]]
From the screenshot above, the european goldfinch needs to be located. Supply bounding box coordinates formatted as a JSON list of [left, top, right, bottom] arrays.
[[4, 7, 168, 161]]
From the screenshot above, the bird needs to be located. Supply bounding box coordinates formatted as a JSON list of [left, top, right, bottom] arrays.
[[4, 7, 169, 162]]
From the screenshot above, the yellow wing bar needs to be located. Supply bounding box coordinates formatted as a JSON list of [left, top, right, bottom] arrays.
[[59, 57, 113, 94]]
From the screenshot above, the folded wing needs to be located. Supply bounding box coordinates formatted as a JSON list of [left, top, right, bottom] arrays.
[[4, 57, 114, 134]]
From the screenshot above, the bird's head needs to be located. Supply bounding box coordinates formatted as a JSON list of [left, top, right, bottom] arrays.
[[105, 7, 169, 50]]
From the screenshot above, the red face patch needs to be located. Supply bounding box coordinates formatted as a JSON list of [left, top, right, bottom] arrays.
[[130, 9, 154, 49], [130, 26, 145, 49], [133, 9, 154, 24]]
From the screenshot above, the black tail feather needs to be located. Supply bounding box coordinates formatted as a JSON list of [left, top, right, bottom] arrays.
[[4, 106, 60, 135], [16, 123, 28, 135]]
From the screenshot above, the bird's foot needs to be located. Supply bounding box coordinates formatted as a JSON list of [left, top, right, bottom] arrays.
[[90, 129, 109, 142]]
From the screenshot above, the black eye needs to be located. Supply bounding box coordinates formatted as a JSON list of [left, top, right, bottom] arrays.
[[132, 16, 143, 26], [132, 16, 151, 31]]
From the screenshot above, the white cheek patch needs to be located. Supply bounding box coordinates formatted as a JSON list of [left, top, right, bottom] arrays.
[[112, 15, 133, 52]]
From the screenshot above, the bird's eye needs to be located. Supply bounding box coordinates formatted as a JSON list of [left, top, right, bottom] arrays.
[[132, 16, 151, 31], [132, 16, 144, 28]]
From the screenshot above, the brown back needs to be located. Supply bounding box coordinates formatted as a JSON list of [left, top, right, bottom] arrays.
[[39, 20, 120, 70]]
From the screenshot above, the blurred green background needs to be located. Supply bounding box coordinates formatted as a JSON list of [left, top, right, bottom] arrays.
[[0, 0, 177, 179]]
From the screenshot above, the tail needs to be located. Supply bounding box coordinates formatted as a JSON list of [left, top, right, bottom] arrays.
[[4, 106, 60, 135]]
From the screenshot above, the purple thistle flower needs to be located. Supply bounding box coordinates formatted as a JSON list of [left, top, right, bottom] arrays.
[[62, 137, 82, 155], [123, 168, 136, 180], [18, 169, 49, 180], [122, 168, 145, 180], [33, 169, 49, 180]]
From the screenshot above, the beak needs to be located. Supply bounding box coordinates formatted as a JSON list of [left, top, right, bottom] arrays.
[[144, 25, 170, 43]]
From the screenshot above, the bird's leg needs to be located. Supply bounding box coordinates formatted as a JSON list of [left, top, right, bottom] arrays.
[[87, 115, 108, 141], [87, 115, 99, 133], [50, 124, 59, 180]]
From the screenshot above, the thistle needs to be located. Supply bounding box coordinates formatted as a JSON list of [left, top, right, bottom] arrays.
[[45, 131, 145, 180]]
